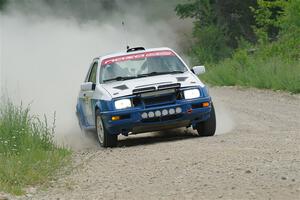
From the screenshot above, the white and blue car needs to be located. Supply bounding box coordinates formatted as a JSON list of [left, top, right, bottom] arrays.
[[76, 47, 216, 147]]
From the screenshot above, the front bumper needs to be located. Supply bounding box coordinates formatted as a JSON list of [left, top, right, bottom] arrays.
[[101, 97, 212, 135]]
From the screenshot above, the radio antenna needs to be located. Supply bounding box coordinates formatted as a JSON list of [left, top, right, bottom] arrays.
[[122, 21, 130, 50]]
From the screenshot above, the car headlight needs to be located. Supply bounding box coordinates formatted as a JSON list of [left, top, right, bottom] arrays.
[[114, 99, 132, 109], [183, 89, 200, 99]]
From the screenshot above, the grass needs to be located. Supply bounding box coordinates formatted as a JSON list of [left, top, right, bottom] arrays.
[[203, 55, 300, 93], [202, 29, 300, 94], [0, 100, 71, 195]]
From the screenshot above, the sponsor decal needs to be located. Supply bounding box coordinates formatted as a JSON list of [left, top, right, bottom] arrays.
[[102, 50, 175, 65]]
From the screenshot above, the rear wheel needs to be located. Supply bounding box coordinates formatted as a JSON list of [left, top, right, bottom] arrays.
[[195, 103, 216, 137], [95, 110, 117, 147]]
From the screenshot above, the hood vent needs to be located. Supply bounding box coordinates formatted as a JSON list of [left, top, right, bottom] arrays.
[[176, 77, 188, 82], [113, 85, 129, 90]]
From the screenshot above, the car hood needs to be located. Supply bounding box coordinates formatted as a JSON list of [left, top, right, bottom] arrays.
[[101, 72, 205, 98]]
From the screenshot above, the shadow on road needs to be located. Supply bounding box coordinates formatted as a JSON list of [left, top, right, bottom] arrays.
[[117, 128, 198, 147]]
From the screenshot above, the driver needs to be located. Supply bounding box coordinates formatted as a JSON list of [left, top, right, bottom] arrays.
[[103, 63, 127, 80]]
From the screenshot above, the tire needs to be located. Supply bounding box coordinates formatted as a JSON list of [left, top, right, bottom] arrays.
[[95, 109, 117, 147], [195, 103, 216, 137]]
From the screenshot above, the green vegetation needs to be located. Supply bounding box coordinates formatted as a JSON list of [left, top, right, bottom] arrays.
[[203, 27, 300, 93], [0, 100, 71, 195], [176, 0, 300, 93], [0, 0, 7, 10]]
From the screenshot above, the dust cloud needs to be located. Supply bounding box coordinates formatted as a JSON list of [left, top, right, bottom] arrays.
[[214, 102, 234, 135], [0, 1, 233, 150], [0, 0, 192, 149]]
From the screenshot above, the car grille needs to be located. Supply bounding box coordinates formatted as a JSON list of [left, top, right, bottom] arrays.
[[133, 86, 156, 94], [132, 86, 184, 108], [143, 94, 175, 107]]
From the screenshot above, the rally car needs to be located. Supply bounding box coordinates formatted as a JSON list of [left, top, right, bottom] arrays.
[[76, 47, 216, 147]]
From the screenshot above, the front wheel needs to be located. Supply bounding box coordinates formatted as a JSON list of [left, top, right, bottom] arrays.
[[195, 103, 216, 137], [95, 110, 117, 147]]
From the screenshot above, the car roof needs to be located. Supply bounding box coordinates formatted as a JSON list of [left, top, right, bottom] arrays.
[[94, 47, 175, 62]]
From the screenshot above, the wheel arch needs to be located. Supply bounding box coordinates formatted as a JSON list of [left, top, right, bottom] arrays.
[[94, 99, 112, 114], [94, 101, 102, 114]]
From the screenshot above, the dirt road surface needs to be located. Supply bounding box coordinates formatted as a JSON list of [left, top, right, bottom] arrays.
[[20, 87, 300, 200]]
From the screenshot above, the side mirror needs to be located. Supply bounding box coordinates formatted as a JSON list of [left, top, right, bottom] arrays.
[[192, 66, 206, 75], [80, 82, 95, 91]]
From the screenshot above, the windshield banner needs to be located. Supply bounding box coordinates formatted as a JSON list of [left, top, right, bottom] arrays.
[[102, 50, 175, 65]]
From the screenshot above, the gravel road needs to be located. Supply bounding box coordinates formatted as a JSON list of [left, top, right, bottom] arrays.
[[20, 87, 300, 200]]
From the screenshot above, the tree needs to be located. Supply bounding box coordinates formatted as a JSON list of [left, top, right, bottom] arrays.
[[251, 0, 286, 43], [175, 0, 257, 63], [0, 0, 7, 11]]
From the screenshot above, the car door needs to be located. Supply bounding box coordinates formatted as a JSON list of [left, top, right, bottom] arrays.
[[80, 61, 98, 127]]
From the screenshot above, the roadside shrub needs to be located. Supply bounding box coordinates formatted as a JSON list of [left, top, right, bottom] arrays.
[[0, 100, 71, 195], [203, 54, 300, 93]]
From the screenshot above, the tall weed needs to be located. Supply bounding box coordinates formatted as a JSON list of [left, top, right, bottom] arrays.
[[0, 100, 71, 195]]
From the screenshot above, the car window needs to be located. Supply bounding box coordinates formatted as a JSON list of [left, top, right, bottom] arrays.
[[88, 62, 98, 83], [100, 54, 187, 83]]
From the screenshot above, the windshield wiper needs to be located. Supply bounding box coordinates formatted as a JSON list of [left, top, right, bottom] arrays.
[[103, 71, 186, 82], [169, 70, 185, 74], [138, 70, 185, 77], [103, 76, 137, 83], [137, 71, 162, 77]]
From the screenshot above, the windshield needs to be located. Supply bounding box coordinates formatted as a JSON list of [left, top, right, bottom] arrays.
[[100, 50, 187, 83]]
